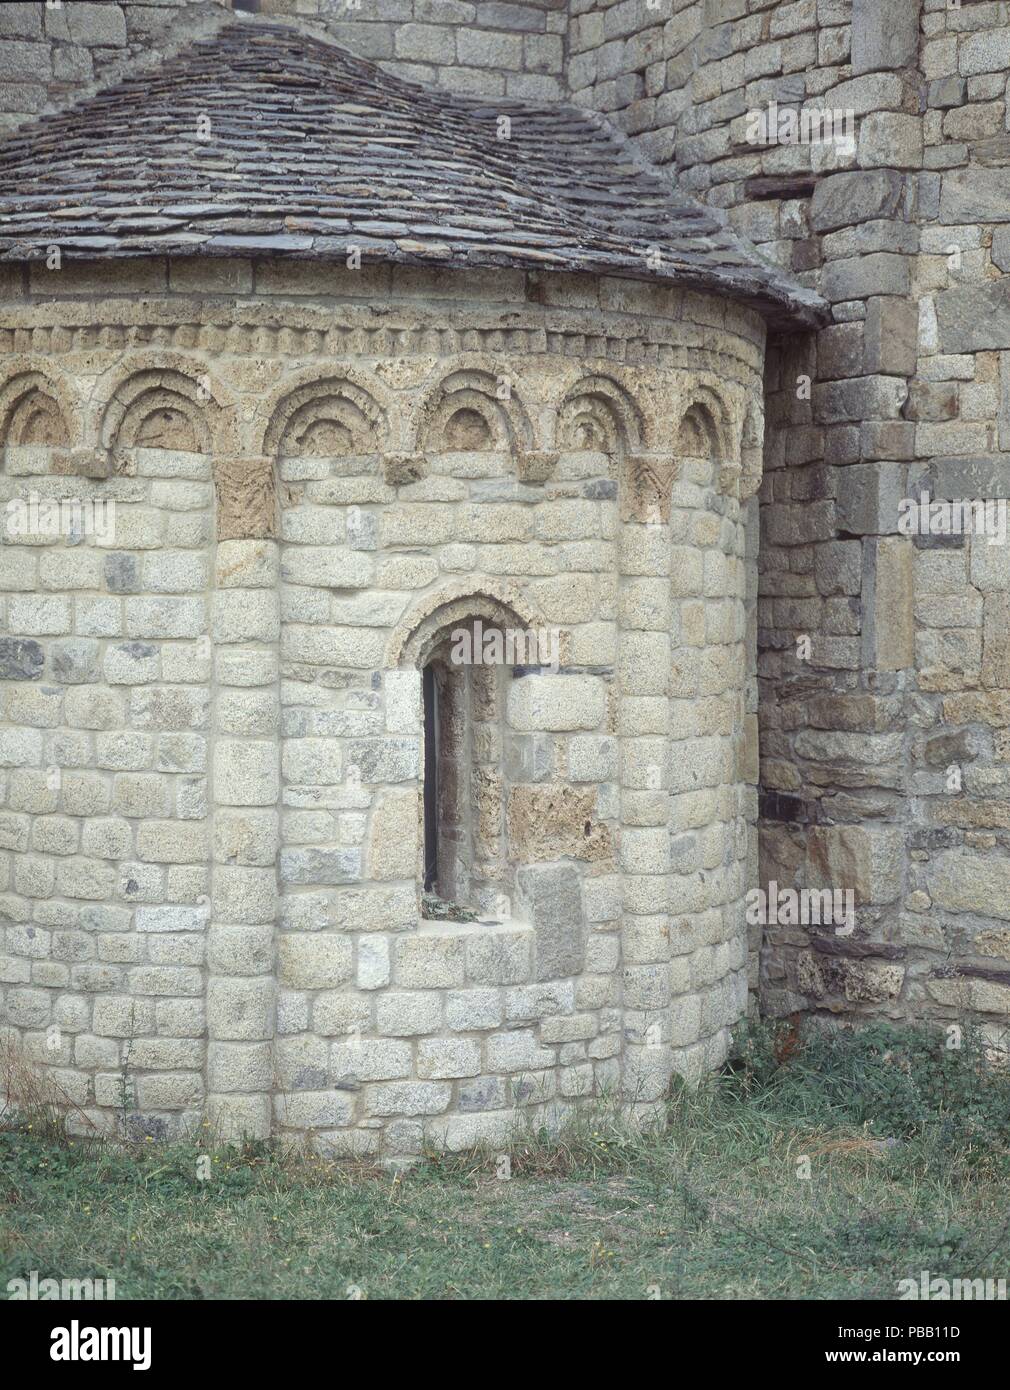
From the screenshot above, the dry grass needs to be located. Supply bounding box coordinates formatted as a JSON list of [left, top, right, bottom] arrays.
[[0, 1035, 97, 1148]]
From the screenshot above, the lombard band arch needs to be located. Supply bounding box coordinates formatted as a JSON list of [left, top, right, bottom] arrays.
[[414, 365, 535, 456], [0, 367, 73, 450], [556, 373, 645, 456], [261, 371, 390, 459], [99, 361, 234, 458]]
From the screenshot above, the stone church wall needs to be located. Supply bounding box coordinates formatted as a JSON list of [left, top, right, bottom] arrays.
[[0, 259, 763, 1152], [5, 0, 1003, 1098], [568, 0, 1010, 1046]]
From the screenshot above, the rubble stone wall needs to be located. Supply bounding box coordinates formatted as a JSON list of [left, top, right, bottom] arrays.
[[567, 0, 1010, 1045]]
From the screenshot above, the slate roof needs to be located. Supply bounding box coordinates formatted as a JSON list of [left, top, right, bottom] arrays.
[[0, 18, 826, 329]]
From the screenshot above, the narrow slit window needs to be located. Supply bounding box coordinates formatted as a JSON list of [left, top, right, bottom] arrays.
[[422, 662, 438, 893], [419, 625, 513, 921]]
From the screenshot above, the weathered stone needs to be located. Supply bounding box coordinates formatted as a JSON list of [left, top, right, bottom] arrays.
[[278, 935, 353, 990], [959, 29, 1010, 78], [517, 862, 585, 981], [821, 255, 910, 303], [935, 280, 1010, 352], [280, 847, 360, 886], [870, 538, 914, 672], [507, 674, 606, 732], [0, 637, 43, 680], [4, 0, 980, 1165], [982, 594, 1010, 690], [923, 730, 974, 770], [850, 0, 920, 75], [807, 825, 903, 905], [506, 784, 611, 862], [836, 462, 908, 536], [939, 168, 1010, 225], [930, 851, 1010, 922], [864, 297, 918, 376], [810, 170, 906, 233]]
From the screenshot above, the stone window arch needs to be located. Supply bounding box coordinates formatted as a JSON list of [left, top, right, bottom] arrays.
[[0, 367, 79, 485], [677, 386, 739, 497], [391, 587, 549, 922], [677, 399, 724, 460]]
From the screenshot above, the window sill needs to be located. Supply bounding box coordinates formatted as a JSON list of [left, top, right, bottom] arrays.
[[414, 917, 532, 937]]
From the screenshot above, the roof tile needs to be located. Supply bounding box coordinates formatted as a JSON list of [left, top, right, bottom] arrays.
[[0, 19, 826, 329]]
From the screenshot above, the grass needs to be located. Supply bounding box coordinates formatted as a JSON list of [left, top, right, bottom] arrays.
[[2, 1021, 1010, 1300]]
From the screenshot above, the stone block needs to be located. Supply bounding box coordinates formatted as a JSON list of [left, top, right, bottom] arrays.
[[206, 977, 273, 1042], [864, 297, 918, 377], [213, 590, 279, 644], [417, 1038, 481, 1079], [357, 936, 390, 990], [516, 863, 585, 981], [214, 740, 278, 807], [806, 825, 903, 905], [275, 1091, 354, 1129], [850, 0, 921, 75], [870, 537, 914, 672], [376, 991, 442, 1036], [395, 932, 466, 988], [506, 784, 610, 863], [936, 279, 1010, 352], [0, 637, 43, 680], [858, 113, 922, 170], [930, 850, 1010, 922], [940, 168, 1010, 226], [982, 593, 1010, 690], [821, 255, 910, 303], [836, 462, 908, 537], [485, 1029, 554, 1071], [366, 789, 417, 879], [427, 1110, 516, 1151], [959, 29, 1010, 78], [810, 170, 906, 232], [465, 928, 531, 986], [278, 935, 353, 990], [445, 988, 503, 1031], [507, 674, 606, 732]]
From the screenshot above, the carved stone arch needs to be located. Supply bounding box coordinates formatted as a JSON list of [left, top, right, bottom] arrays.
[[414, 367, 534, 455], [0, 368, 73, 449], [557, 374, 645, 456], [389, 578, 545, 670], [390, 580, 550, 920], [676, 383, 740, 495], [261, 371, 389, 459], [677, 395, 727, 461], [100, 363, 229, 458]]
